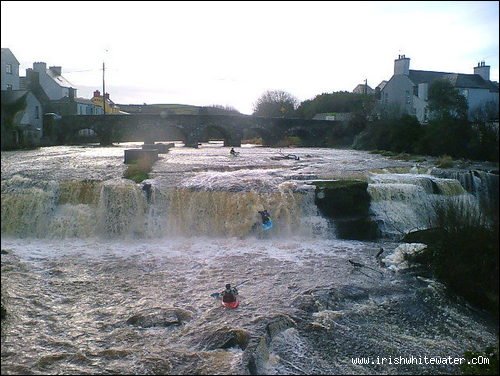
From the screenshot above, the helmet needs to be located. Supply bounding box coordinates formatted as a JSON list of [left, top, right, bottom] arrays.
[[225, 284, 231, 289]]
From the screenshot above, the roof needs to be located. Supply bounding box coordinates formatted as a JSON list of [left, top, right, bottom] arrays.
[[75, 97, 95, 105], [1, 90, 28, 104], [1, 90, 28, 105], [408, 69, 497, 92], [1, 89, 45, 107], [353, 84, 374, 94], [46, 68, 75, 88], [53, 96, 95, 105], [1, 48, 20, 65], [313, 112, 352, 120], [376, 80, 387, 91]]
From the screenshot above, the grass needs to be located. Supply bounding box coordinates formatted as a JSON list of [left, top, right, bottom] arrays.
[[123, 158, 153, 183]]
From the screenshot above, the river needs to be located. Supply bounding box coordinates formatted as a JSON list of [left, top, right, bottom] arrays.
[[1, 143, 497, 375]]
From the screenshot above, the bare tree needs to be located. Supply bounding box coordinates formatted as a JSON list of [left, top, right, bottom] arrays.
[[253, 90, 299, 118]]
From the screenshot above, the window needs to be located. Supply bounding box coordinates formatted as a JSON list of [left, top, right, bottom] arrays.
[[405, 90, 411, 104], [6, 64, 12, 74], [6, 84, 13, 90], [35, 106, 39, 119]]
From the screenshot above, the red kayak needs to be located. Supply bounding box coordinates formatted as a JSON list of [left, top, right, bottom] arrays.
[[222, 300, 239, 309]]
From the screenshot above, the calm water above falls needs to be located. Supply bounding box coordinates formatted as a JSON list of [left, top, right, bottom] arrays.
[[1, 144, 497, 375]]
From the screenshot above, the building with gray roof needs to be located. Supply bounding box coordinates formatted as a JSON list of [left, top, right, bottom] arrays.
[[380, 55, 499, 123]]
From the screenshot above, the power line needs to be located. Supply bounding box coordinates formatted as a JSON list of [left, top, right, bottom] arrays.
[[63, 68, 99, 74]]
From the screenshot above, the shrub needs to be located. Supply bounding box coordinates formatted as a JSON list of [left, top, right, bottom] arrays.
[[460, 346, 499, 375], [405, 198, 498, 314], [436, 154, 454, 168]]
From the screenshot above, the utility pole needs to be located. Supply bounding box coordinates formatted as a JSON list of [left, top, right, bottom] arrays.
[[102, 61, 106, 115]]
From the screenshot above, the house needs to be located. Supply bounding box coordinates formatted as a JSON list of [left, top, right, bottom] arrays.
[[380, 55, 499, 123], [28, 62, 77, 100], [353, 83, 374, 95], [1, 90, 44, 146], [1, 48, 20, 91], [91, 90, 122, 114], [49, 88, 103, 116], [1, 49, 46, 148]]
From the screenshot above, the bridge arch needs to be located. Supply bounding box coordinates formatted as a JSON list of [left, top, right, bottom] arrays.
[[242, 126, 274, 146], [198, 123, 238, 146], [137, 122, 189, 144], [282, 126, 315, 146], [59, 123, 105, 145]]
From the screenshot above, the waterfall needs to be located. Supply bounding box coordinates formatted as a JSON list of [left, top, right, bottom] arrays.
[[430, 168, 499, 218], [367, 173, 482, 238], [1, 175, 59, 237], [1, 176, 328, 239]]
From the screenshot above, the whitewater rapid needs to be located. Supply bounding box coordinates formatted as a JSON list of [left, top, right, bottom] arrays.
[[1, 143, 497, 375]]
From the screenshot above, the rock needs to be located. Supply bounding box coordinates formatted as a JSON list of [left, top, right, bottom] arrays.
[[201, 327, 251, 350], [126, 307, 192, 328]]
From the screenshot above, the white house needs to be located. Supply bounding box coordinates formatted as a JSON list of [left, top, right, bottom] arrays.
[[380, 55, 499, 123], [29, 62, 77, 100]]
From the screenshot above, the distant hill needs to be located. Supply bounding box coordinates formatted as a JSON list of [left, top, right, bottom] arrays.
[[118, 103, 241, 115]]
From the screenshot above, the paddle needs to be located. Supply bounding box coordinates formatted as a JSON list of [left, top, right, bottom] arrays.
[[348, 259, 383, 276], [210, 279, 249, 298]]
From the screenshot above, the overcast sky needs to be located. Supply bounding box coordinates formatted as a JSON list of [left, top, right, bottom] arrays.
[[2, 1, 499, 114]]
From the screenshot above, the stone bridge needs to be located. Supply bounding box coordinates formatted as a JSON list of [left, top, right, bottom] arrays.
[[47, 113, 347, 147]]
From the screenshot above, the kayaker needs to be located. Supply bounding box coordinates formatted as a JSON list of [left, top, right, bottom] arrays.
[[230, 148, 239, 156], [258, 210, 271, 225], [221, 283, 238, 303]]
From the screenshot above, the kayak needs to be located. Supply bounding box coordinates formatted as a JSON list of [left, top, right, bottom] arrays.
[[222, 300, 239, 309], [262, 219, 273, 231]]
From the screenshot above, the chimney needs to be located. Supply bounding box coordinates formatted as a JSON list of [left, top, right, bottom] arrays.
[[25, 69, 40, 88], [69, 87, 75, 100], [93, 90, 100, 98], [49, 66, 62, 76], [394, 54, 410, 76], [33, 62, 47, 73], [105, 93, 109, 100], [474, 61, 490, 81]]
